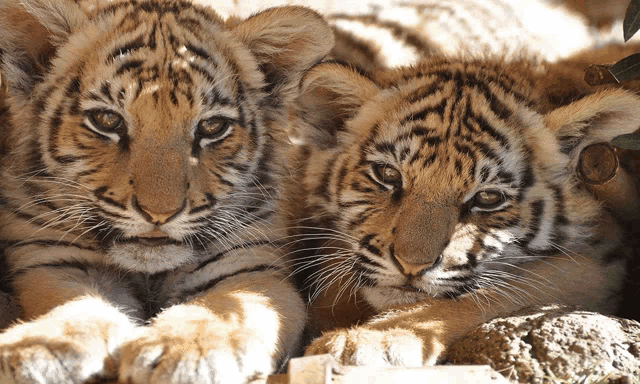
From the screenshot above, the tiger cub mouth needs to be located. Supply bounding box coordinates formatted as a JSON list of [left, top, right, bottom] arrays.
[[121, 229, 182, 247]]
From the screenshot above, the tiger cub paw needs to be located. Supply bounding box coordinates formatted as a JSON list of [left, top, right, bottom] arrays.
[[0, 298, 136, 384], [305, 327, 442, 367], [119, 306, 275, 384], [0, 335, 105, 384]]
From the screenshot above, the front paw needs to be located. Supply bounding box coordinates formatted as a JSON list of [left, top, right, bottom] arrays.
[[119, 306, 276, 384], [0, 298, 135, 384], [305, 326, 442, 367], [0, 335, 105, 384]]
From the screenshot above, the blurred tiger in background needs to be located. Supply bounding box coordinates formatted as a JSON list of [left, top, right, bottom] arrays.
[[0, 0, 332, 383], [285, 54, 640, 365]]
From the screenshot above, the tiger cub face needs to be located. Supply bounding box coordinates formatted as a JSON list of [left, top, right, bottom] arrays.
[[292, 60, 639, 312], [0, 0, 332, 273]]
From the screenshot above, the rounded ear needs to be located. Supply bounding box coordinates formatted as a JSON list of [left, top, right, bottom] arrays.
[[233, 6, 334, 116], [294, 62, 380, 147], [13, 0, 88, 45], [0, 0, 87, 101], [545, 88, 640, 166]]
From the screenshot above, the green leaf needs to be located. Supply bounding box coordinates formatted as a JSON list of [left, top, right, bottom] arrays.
[[611, 132, 640, 150], [624, 0, 640, 42], [609, 53, 640, 82]]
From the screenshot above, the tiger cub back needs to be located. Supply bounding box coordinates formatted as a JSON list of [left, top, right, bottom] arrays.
[[286, 57, 640, 366], [0, 1, 333, 382]]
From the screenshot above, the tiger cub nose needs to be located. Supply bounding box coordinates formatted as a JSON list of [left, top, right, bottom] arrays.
[[392, 252, 442, 276], [131, 196, 186, 225]]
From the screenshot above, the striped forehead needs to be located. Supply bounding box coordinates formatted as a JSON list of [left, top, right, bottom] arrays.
[[364, 69, 529, 187], [86, 5, 238, 109]]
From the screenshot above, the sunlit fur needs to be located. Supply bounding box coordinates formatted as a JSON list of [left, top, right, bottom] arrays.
[[286, 58, 640, 365], [0, 0, 333, 382]]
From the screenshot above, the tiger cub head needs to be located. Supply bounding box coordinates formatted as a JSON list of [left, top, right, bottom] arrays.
[[293, 60, 640, 310], [0, 0, 333, 273]]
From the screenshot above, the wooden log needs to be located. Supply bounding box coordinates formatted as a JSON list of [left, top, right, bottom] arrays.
[[578, 142, 640, 221], [275, 355, 510, 384], [584, 64, 618, 86]]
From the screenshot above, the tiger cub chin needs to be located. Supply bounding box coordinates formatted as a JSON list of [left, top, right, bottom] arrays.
[[0, 1, 333, 383], [286, 58, 640, 366]]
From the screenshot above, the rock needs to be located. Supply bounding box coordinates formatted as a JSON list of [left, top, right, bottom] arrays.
[[447, 305, 640, 383]]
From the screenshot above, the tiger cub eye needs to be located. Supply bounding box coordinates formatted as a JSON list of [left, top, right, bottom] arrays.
[[89, 110, 123, 133], [197, 118, 231, 140], [474, 190, 504, 208], [372, 163, 402, 185]]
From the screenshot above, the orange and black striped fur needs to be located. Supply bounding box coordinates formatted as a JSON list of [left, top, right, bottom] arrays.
[[286, 58, 640, 366], [0, 0, 333, 382]]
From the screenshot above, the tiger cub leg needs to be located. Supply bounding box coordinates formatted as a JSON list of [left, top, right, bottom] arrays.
[[0, 268, 142, 383], [119, 269, 305, 384]]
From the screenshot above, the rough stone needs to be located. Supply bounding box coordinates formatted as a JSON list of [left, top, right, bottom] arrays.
[[447, 305, 640, 383]]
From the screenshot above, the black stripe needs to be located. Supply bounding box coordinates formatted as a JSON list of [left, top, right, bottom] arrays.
[[479, 166, 490, 182], [407, 82, 443, 103], [94, 186, 126, 210], [374, 142, 396, 156], [549, 184, 568, 244], [363, 172, 387, 192], [4, 239, 98, 251], [453, 142, 477, 163], [522, 199, 545, 248], [12, 260, 95, 278], [349, 181, 376, 194], [191, 240, 275, 273], [185, 44, 210, 60], [423, 136, 442, 147], [65, 76, 82, 97], [359, 234, 381, 256], [410, 126, 433, 137], [455, 160, 464, 176], [422, 153, 437, 168], [109, 36, 147, 61], [469, 113, 510, 149], [497, 170, 514, 184], [54, 155, 83, 164], [48, 105, 64, 159], [517, 164, 535, 202], [179, 265, 282, 299], [116, 60, 144, 75], [346, 206, 377, 231], [317, 156, 338, 200], [401, 98, 447, 124], [339, 200, 371, 209], [213, 172, 234, 187], [356, 252, 385, 270]]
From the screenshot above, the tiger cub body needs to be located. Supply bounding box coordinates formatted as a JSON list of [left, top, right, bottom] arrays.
[[0, 1, 332, 382], [287, 58, 640, 366]]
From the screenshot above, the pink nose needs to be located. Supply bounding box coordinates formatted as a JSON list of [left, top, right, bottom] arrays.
[[131, 196, 186, 224]]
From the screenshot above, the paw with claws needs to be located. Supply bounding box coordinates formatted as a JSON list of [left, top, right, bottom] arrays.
[[119, 306, 276, 384], [0, 298, 135, 384], [305, 326, 444, 367]]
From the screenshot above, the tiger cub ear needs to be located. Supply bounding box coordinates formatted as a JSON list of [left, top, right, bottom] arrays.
[[294, 62, 379, 147], [233, 6, 334, 119], [0, 0, 87, 99], [545, 88, 640, 163]]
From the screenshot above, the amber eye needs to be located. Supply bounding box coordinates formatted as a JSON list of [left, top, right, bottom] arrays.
[[88, 110, 123, 133], [372, 163, 402, 185], [197, 118, 232, 140], [473, 190, 505, 209]]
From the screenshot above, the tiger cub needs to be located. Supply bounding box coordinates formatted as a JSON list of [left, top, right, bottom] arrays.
[[286, 58, 640, 366], [0, 0, 332, 383]]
